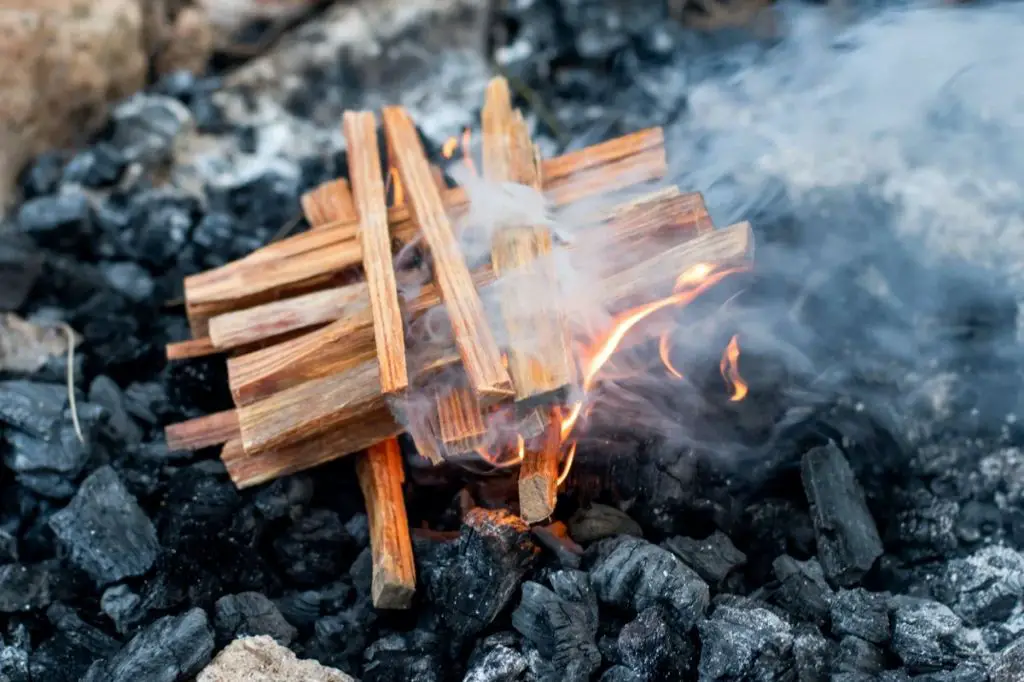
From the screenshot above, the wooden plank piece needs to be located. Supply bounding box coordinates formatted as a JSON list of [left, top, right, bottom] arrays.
[[356, 438, 416, 609], [382, 106, 513, 404], [344, 111, 408, 396], [165, 410, 239, 451], [436, 384, 488, 455], [301, 178, 356, 229], [519, 409, 562, 524]]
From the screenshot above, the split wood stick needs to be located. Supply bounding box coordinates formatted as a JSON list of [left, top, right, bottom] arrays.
[[383, 106, 513, 404], [165, 410, 239, 451], [357, 438, 416, 609], [177, 187, 709, 360], [301, 178, 356, 229], [168, 222, 753, 470], [518, 409, 562, 524], [182, 128, 665, 330], [482, 77, 573, 410], [436, 385, 488, 455], [225, 190, 715, 405], [344, 111, 408, 396]]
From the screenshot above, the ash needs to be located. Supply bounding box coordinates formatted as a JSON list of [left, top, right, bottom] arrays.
[[3, 1, 1024, 681]]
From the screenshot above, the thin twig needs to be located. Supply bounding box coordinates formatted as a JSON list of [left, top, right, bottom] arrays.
[[58, 322, 85, 445]]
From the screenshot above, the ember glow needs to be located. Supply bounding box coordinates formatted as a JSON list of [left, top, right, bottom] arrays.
[[720, 334, 748, 402], [441, 128, 477, 175]]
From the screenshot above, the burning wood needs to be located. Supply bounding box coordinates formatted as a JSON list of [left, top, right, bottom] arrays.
[[162, 78, 758, 607]]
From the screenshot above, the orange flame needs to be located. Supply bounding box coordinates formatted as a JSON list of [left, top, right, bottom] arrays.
[[441, 128, 478, 176], [441, 137, 458, 159], [658, 331, 684, 379], [720, 334, 748, 402]]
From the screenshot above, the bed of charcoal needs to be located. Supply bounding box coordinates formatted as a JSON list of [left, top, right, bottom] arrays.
[[3, 1, 1024, 681]]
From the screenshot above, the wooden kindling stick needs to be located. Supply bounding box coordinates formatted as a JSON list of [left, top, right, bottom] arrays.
[[301, 179, 356, 230], [481, 77, 573, 522], [382, 105, 513, 405], [357, 437, 416, 609]]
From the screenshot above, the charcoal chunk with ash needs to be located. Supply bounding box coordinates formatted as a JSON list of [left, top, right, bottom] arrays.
[[662, 530, 746, 587], [511, 570, 601, 682], [991, 635, 1024, 682], [101, 584, 143, 635], [109, 94, 192, 165], [698, 605, 795, 681], [936, 545, 1024, 627], [5, 427, 93, 499], [793, 624, 833, 681], [617, 606, 696, 681], [463, 632, 528, 682], [49, 466, 160, 585], [770, 556, 835, 628], [214, 592, 298, 646], [62, 143, 125, 188], [890, 596, 976, 673], [830, 588, 890, 644], [0, 622, 30, 682], [600, 666, 644, 682], [422, 508, 539, 639], [89, 375, 143, 444], [363, 630, 443, 682], [253, 475, 314, 521], [832, 636, 885, 676], [801, 443, 884, 586], [588, 536, 709, 633], [0, 381, 70, 438], [16, 191, 93, 250], [568, 504, 643, 544], [273, 509, 352, 586], [0, 561, 63, 612], [83, 608, 214, 682], [274, 580, 353, 628], [888, 490, 960, 562], [29, 603, 122, 681]]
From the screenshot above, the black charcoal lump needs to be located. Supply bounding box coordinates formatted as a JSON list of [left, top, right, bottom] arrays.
[[698, 605, 795, 681], [214, 592, 298, 646], [49, 466, 160, 585], [938, 545, 1024, 627], [617, 606, 696, 681], [84, 608, 213, 682], [463, 633, 529, 682], [662, 530, 747, 586], [0, 561, 62, 612], [830, 588, 890, 644], [422, 508, 539, 639], [0, 381, 70, 438], [991, 635, 1024, 682], [770, 556, 834, 628], [511, 570, 601, 682], [890, 596, 976, 673], [363, 630, 444, 682], [272, 508, 351, 586], [568, 503, 643, 544], [589, 536, 709, 633], [110, 94, 192, 164], [801, 443, 884, 586]]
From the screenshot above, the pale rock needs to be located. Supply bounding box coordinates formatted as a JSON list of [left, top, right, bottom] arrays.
[[197, 635, 356, 682]]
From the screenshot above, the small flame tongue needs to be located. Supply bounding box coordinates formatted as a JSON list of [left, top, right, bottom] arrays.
[[720, 334, 748, 402]]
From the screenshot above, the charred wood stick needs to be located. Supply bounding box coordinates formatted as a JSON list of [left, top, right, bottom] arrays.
[[182, 129, 665, 332], [301, 178, 356, 229], [357, 438, 416, 609], [166, 221, 754, 483], [518, 408, 563, 524], [225, 189, 713, 406], [345, 111, 409, 397], [383, 105, 513, 404]]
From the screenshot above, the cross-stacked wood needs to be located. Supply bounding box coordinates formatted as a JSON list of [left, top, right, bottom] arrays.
[[164, 77, 755, 608]]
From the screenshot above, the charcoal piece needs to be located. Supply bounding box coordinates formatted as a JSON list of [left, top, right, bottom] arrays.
[[801, 443, 883, 586], [5, 427, 91, 498], [589, 536, 709, 633], [422, 508, 539, 639], [273, 509, 351, 586], [663, 530, 747, 586], [19, 151, 66, 198], [830, 588, 890, 644], [770, 556, 835, 628], [30, 603, 122, 681], [793, 624, 832, 682], [62, 144, 125, 187], [344, 513, 370, 548], [744, 498, 818, 581], [891, 596, 975, 673], [123, 381, 172, 425], [511, 570, 601, 682], [532, 524, 583, 569], [89, 375, 143, 444], [0, 529, 17, 564], [0, 381, 68, 437], [991, 635, 1024, 682], [363, 630, 443, 682], [911, 661, 989, 682], [600, 666, 644, 682], [0, 561, 61, 612], [698, 605, 795, 681], [832, 636, 884, 676], [955, 500, 1002, 545], [16, 191, 92, 250], [88, 608, 214, 682], [49, 466, 160, 585], [190, 212, 240, 269], [214, 592, 298, 646], [938, 546, 1024, 627], [464, 633, 528, 682], [0, 623, 30, 682], [100, 262, 155, 303], [101, 584, 143, 635], [253, 475, 314, 521], [110, 94, 192, 164], [889, 491, 960, 562], [0, 238, 43, 311], [274, 580, 353, 628], [121, 189, 197, 269], [617, 607, 696, 681], [47, 603, 121, 656], [568, 504, 643, 543], [309, 599, 377, 673]]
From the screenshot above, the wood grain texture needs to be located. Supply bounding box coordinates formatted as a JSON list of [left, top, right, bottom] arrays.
[[518, 409, 561, 524], [301, 178, 356, 229], [436, 384, 487, 455], [382, 105, 512, 404], [357, 438, 416, 609], [344, 111, 408, 396], [165, 410, 239, 451]]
